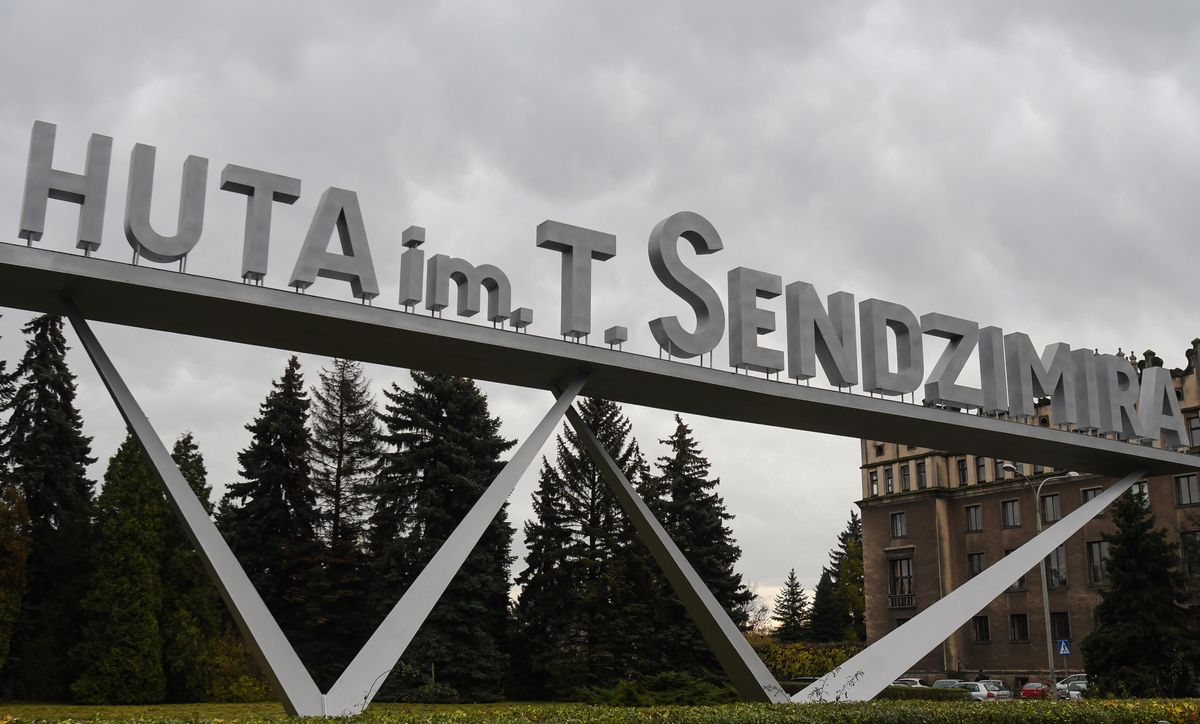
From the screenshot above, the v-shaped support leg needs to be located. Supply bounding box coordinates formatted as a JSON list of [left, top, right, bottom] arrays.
[[794, 469, 1146, 703], [563, 404, 791, 703], [67, 301, 587, 716]]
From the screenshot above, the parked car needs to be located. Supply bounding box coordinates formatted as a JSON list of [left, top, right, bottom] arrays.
[[893, 678, 929, 687], [980, 680, 1013, 698], [1059, 681, 1088, 700], [1020, 681, 1054, 699], [932, 678, 963, 689], [954, 681, 1009, 701], [1056, 673, 1088, 691]]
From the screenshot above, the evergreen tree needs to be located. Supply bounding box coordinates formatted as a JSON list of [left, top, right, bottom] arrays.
[[0, 359, 25, 675], [0, 477, 28, 674], [71, 433, 167, 704], [218, 356, 324, 683], [1082, 488, 1198, 696], [807, 512, 865, 642], [771, 569, 809, 643], [160, 432, 223, 702], [369, 372, 515, 701], [513, 397, 658, 697], [309, 359, 378, 682], [1, 315, 96, 699], [652, 415, 754, 673], [807, 569, 839, 643]]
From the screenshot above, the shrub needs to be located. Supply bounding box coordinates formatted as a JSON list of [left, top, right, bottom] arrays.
[[580, 672, 738, 706]]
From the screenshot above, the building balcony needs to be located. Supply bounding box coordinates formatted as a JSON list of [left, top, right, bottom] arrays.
[[888, 593, 916, 609]]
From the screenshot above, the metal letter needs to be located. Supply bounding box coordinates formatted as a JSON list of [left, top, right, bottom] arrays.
[[124, 144, 208, 263], [1138, 366, 1189, 448], [797, 470, 1145, 703], [921, 313, 982, 409], [564, 404, 790, 704], [784, 282, 857, 387], [425, 254, 512, 322], [536, 220, 616, 338], [220, 164, 301, 281], [1097, 354, 1144, 440], [1071, 348, 1102, 432], [18, 120, 112, 252], [398, 226, 424, 307], [289, 188, 380, 301], [979, 326, 1007, 414], [647, 211, 725, 359], [860, 299, 923, 396], [728, 267, 784, 374], [1004, 333, 1078, 424]]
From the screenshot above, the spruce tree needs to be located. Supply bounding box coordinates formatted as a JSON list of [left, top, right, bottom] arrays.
[[71, 433, 167, 704], [160, 432, 223, 702], [771, 569, 809, 643], [807, 512, 865, 642], [0, 477, 28, 674], [1082, 488, 1198, 696], [0, 359, 26, 675], [370, 372, 515, 701], [309, 358, 378, 683], [218, 356, 325, 683], [807, 569, 839, 643], [1, 315, 96, 699], [513, 397, 658, 696], [650, 415, 754, 674]]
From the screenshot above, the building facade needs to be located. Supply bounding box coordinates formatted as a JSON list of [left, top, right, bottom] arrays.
[[858, 344, 1200, 683]]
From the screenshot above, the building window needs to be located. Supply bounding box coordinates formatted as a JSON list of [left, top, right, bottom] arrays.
[[971, 615, 990, 643], [890, 512, 907, 538], [1188, 415, 1200, 446], [901, 465, 911, 492], [1034, 463, 1046, 474], [1041, 493, 1062, 523], [870, 471, 879, 497], [975, 456, 987, 483], [1130, 481, 1150, 508], [885, 468, 894, 494], [1181, 531, 1200, 579], [1001, 499, 1021, 528], [890, 558, 913, 596], [1081, 487, 1101, 504], [1087, 540, 1110, 584], [874, 443, 885, 457], [967, 552, 986, 578], [916, 461, 927, 489], [995, 459, 1006, 479], [1050, 611, 1070, 641], [1177, 475, 1199, 506], [956, 458, 968, 485], [965, 504, 982, 532], [1045, 545, 1067, 589], [1005, 549, 1026, 590], [894, 617, 910, 629], [1009, 613, 1029, 642]]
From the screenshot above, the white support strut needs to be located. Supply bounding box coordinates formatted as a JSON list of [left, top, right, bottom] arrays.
[[68, 299, 587, 717], [795, 469, 1146, 703]]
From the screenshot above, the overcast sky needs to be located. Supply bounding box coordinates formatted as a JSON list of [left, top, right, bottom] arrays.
[[2, 1, 1199, 608]]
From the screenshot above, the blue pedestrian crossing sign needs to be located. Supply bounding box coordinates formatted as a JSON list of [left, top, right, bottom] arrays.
[[1057, 639, 1071, 656]]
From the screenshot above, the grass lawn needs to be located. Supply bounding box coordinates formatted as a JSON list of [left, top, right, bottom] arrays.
[[4, 699, 1200, 722]]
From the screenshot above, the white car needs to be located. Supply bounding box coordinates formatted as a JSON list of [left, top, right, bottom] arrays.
[[1056, 673, 1088, 691], [954, 681, 1010, 701], [892, 678, 928, 687]]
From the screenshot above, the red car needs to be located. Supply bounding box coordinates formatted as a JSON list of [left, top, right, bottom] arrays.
[[1020, 682, 1053, 699]]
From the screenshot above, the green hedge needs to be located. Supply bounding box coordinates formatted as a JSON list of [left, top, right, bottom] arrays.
[[874, 685, 971, 700], [4, 700, 1200, 722]]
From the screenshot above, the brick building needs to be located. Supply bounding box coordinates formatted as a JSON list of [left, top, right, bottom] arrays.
[[858, 343, 1200, 682]]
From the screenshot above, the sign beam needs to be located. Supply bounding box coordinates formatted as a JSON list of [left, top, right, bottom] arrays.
[[2, 243, 1195, 477]]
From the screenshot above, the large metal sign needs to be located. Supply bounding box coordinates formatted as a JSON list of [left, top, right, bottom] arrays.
[[5, 121, 1197, 713]]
